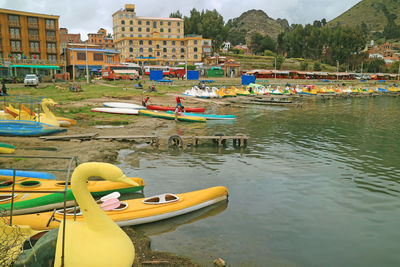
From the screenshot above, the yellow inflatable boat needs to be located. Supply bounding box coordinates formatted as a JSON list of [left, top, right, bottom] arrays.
[[11, 186, 228, 231], [0, 142, 15, 154], [0, 177, 145, 215]]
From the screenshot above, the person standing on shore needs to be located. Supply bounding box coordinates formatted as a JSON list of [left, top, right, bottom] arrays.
[[142, 96, 150, 107]]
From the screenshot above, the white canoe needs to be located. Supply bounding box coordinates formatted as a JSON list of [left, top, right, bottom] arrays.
[[91, 107, 139, 115], [103, 102, 145, 110]]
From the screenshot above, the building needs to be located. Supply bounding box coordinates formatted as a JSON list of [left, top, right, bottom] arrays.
[[0, 8, 61, 78], [63, 43, 120, 80], [87, 28, 114, 49], [59, 28, 82, 51], [112, 4, 209, 65]]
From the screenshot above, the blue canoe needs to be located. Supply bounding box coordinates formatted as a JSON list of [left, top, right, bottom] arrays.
[[0, 120, 66, 136], [0, 169, 56, 180], [167, 111, 235, 120]]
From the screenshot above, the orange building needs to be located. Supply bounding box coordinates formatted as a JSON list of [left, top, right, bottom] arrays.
[[87, 28, 114, 49], [64, 43, 120, 80], [0, 8, 61, 78], [59, 28, 82, 51]]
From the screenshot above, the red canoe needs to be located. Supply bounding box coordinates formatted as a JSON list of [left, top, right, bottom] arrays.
[[146, 105, 205, 113]]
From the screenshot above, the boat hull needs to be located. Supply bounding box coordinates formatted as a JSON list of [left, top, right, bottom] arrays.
[[0, 142, 15, 154], [146, 105, 205, 113], [166, 111, 235, 120], [11, 186, 228, 230], [103, 102, 146, 110], [0, 120, 66, 136], [139, 110, 206, 123], [91, 107, 139, 115]]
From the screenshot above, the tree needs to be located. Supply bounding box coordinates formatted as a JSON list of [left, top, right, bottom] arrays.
[[300, 61, 309, 70], [250, 33, 276, 55], [313, 62, 321, 71], [389, 61, 400, 74], [275, 56, 285, 70], [169, 10, 183, 18], [366, 59, 387, 73]]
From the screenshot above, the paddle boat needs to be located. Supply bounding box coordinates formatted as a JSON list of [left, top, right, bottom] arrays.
[[53, 163, 137, 267], [0, 177, 145, 215], [0, 120, 66, 136], [0, 142, 15, 154], [12, 185, 228, 231], [102, 102, 146, 110], [91, 107, 139, 115], [139, 110, 206, 122], [146, 104, 205, 113], [166, 111, 236, 120], [0, 169, 56, 180]]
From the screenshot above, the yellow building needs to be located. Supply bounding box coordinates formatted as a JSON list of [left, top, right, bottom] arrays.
[[0, 8, 61, 78], [112, 4, 208, 65]]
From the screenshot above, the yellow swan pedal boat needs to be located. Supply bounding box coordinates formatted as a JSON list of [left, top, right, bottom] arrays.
[[12, 186, 228, 231], [0, 142, 15, 153], [0, 177, 144, 215]]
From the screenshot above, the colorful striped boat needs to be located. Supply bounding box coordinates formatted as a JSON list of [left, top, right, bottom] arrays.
[[139, 110, 206, 123]]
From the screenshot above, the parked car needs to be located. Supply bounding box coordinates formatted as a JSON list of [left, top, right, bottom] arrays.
[[24, 74, 39, 87]]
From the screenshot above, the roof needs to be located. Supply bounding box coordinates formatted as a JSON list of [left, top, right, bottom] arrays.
[[0, 8, 59, 19], [68, 48, 120, 54]]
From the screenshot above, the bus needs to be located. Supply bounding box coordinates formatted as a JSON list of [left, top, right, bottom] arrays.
[[102, 63, 141, 80], [144, 65, 170, 76]]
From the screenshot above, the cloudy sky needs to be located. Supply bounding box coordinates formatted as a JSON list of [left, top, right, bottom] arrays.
[[1, 0, 360, 39]]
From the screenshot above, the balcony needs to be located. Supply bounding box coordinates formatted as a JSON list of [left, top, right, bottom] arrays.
[[28, 23, 39, 29], [46, 36, 56, 42], [0, 57, 64, 66], [29, 35, 40, 41], [9, 34, 21, 40], [11, 47, 22, 52], [8, 20, 20, 27], [46, 24, 56, 30], [30, 47, 40, 53]]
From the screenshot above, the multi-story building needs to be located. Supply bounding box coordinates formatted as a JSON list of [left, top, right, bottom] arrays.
[[63, 43, 120, 80], [0, 8, 61, 78], [112, 4, 209, 65], [87, 28, 114, 49], [59, 27, 82, 51]]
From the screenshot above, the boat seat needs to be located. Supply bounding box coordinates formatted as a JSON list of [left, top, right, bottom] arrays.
[[143, 193, 179, 205]]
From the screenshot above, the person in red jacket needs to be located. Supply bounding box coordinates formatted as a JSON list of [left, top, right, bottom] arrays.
[[175, 96, 185, 112], [142, 96, 150, 107]]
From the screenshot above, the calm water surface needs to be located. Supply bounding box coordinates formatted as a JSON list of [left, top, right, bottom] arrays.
[[118, 97, 400, 266]]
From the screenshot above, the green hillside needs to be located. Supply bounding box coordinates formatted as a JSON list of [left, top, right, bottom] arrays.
[[329, 0, 400, 33]]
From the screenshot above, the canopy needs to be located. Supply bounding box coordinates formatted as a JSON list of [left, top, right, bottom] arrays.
[[10, 65, 60, 70]]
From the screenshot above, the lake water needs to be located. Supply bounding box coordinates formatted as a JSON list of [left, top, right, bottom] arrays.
[[118, 96, 400, 266]]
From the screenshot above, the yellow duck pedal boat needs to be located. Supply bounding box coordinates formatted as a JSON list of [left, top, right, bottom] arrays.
[[12, 186, 228, 231]]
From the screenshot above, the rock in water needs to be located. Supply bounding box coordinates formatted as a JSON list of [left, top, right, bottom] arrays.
[[213, 257, 226, 267]]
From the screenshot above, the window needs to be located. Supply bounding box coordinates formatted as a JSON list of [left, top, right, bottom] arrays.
[[146, 28, 150, 32], [172, 48, 176, 53], [178, 29, 180, 33], [121, 34, 125, 37], [138, 27, 141, 32], [194, 47, 198, 52], [28, 17, 38, 25], [194, 55, 198, 59], [149, 40, 152, 45], [121, 20, 125, 25], [163, 41, 167, 45], [130, 27, 133, 32], [163, 55, 167, 59], [194, 40, 198, 45], [160, 28, 164, 32], [163, 48, 167, 52], [48, 54, 57, 61], [93, 53, 103, 61], [146, 21, 150, 25], [139, 48, 143, 52], [180, 55, 184, 59], [139, 40, 143, 45], [29, 29, 39, 36], [156, 44, 160, 49], [8, 15, 19, 22], [157, 52, 160, 56], [121, 27, 125, 31], [178, 22, 180, 26], [77, 52, 86, 60], [10, 40, 21, 49], [129, 40, 133, 45], [130, 34, 134, 37], [168, 22, 171, 26], [129, 47, 133, 52], [138, 20, 142, 25], [130, 20, 133, 25], [181, 41, 184, 46], [168, 29, 171, 33], [153, 21, 157, 28], [9, 28, 20, 37], [180, 48, 185, 53], [138, 34, 142, 37], [148, 48, 152, 52], [160, 21, 163, 26], [172, 55, 176, 59], [172, 41, 175, 45]]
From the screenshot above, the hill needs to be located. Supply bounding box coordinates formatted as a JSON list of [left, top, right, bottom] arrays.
[[328, 0, 400, 33], [227, 9, 289, 41]]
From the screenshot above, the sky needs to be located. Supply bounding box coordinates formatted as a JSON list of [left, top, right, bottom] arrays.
[[0, 0, 361, 40]]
